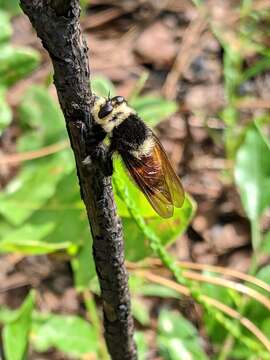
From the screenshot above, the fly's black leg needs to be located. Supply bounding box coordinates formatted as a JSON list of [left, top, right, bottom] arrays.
[[103, 147, 113, 176], [83, 146, 113, 177], [85, 124, 107, 151], [81, 112, 112, 176]]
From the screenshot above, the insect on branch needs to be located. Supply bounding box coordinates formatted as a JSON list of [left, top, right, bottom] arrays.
[[19, 1, 137, 359]]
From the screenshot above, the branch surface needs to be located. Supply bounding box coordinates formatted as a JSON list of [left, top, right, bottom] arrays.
[[19, 1, 137, 359]]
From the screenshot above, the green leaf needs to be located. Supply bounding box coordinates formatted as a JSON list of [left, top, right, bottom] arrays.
[[32, 313, 98, 357], [114, 158, 194, 220], [0, 151, 74, 225], [157, 309, 208, 360], [0, 86, 12, 134], [92, 75, 116, 98], [122, 196, 194, 261], [0, 10, 12, 43], [18, 85, 66, 150], [113, 161, 195, 260], [129, 274, 180, 299], [130, 96, 177, 127], [0, 223, 74, 254], [0, 45, 40, 87], [158, 309, 197, 338], [0, 306, 20, 324], [3, 291, 35, 360], [235, 123, 270, 221], [136, 283, 180, 299]]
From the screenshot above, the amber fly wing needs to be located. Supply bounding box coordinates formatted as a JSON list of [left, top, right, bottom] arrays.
[[121, 152, 174, 218], [152, 133, 185, 208]]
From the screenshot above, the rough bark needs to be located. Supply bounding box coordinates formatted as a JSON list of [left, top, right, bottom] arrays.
[[19, 1, 137, 359]]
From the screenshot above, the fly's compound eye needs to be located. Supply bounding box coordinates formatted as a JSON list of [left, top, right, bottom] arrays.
[[98, 102, 113, 118], [112, 96, 125, 105]]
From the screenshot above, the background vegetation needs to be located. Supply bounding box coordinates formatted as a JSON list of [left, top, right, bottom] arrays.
[[0, 0, 270, 359]]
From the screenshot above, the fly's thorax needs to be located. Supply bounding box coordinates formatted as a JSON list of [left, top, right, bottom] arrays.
[[91, 95, 136, 134]]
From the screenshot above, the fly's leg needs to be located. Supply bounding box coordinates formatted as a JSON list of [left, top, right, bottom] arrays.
[[83, 147, 113, 177]]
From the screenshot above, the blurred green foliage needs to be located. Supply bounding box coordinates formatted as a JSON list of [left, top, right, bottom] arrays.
[[2, 291, 35, 360], [0, 10, 194, 354], [0, 2, 270, 360], [157, 309, 208, 360], [200, 1, 270, 359]]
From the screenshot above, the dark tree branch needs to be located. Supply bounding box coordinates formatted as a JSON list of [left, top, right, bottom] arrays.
[[19, 1, 137, 359]]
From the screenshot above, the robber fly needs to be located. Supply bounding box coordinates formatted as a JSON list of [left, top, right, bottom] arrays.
[[88, 94, 185, 218]]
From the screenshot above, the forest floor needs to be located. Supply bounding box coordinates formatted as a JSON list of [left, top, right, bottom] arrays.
[[1, 1, 270, 359]]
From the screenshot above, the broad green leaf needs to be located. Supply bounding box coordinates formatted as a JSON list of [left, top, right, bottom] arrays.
[[0, 223, 74, 254], [122, 196, 194, 261], [0, 150, 74, 225], [113, 160, 195, 260], [32, 314, 98, 357], [157, 309, 208, 360], [130, 96, 177, 127], [0, 306, 19, 324], [158, 309, 197, 339], [136, 283, 180, 299], [0, 10, 12, 43], [0, 86, 12, 134], [0, 45, 40, 87], [129, 274, 180, 298], [27, 171, 95, 284], [18, 85, 66, 151], [114, 158, 194, 220], [92, 75, 116, 98], [31, 175, 85, 248], [3, 291, 35, 360], [235, 123, 270, 221], [132, 298, 150, 326]]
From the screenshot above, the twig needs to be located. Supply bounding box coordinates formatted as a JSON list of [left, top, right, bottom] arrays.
[[162, 14, 206, 99], [128, 259, 270, 294], [183, 270, 270, 311], [19, 1, 137, 359], [136, 270, 270, 353], [0, 140, 69, 165], [236, 98, 270, 110]]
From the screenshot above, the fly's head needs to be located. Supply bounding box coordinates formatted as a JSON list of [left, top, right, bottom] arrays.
[[91, 94, 135, 133]]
